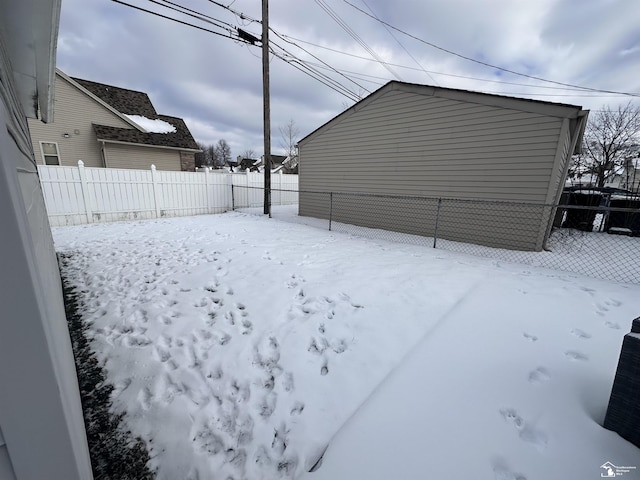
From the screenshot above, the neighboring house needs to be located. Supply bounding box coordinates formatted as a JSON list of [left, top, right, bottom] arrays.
[[298, 82, 588, 251], [27, 69, 199, 171], [0, 1, 93, 479], [237, 154, 298, 174], [238, 157, 263, 172]]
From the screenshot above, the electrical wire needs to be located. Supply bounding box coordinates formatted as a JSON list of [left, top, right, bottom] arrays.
[[342, 0, 640, 97], [359, 0, 438, 86], [112, 0, 251, 43], [112, 1, 364, 101], [269, 43, 362, 100], [148, 0, 236, 34], [275, 33, 601, 93], [205, 0, 260, 24], [314, 0, 404, 81], [270, 48, 360, 101], [270, 29, 371, 95]]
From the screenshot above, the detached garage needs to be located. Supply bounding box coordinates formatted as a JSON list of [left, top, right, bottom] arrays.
[[298, 82, 588, 251]]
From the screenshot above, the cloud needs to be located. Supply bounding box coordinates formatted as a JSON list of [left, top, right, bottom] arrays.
[[56, 0, 640, 159]]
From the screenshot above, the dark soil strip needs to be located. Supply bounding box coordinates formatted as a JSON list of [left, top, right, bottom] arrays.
[[60, 253, 156, 480]]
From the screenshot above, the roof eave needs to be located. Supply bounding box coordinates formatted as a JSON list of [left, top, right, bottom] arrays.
[[299, 81, 587, 146], [97, 137, 200, 152], [1, 0, 61, 122], [57, 69, 148, 131]]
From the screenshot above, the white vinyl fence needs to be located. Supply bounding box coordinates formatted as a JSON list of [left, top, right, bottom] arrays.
[[38, 162, 299, 226]]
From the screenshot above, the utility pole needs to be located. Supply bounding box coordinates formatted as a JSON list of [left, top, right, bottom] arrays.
[[262, 0, 271, 216]]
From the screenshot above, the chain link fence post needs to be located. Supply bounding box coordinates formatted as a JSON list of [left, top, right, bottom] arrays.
[[329, 192, 333, 231], [433, 197, 442, 248]]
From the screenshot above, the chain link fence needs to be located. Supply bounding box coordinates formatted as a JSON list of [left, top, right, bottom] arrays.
[[233, 186, 640, 284]]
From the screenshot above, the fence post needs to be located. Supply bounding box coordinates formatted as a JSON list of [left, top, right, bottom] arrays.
[[76, 160, 93, 224], [204, 167, 211, 213], [150, 164, 161, 218], [433, 197, 442, 248], [329, 192, 333, 231], [231, 183, 235, 211]]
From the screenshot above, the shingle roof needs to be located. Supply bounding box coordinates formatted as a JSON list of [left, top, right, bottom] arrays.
[[72, 77, 158, 117], [72, 76, 198, 150], [94, 114, 199, 150]]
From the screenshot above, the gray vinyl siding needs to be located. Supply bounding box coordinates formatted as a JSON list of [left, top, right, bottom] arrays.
[[104, 142, 181, 170], [28, 74, 131, 167], [299, 87, 578, 251], [300, 90, 561, 201]]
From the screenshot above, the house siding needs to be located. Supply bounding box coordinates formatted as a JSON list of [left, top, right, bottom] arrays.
[[104, 142, 181, 170], [299, 86, 583, 251], [0, 21, 93, 480], [27, 73, 132, 167]]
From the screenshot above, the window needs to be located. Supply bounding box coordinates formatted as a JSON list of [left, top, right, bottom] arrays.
[[40, 141, 60, 165]]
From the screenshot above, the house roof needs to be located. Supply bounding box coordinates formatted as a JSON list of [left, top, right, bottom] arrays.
[[72, 77, 158, 117], [299, 81, 589, 151], [68, 73, 198, 151], [94, 115, 199, 150]]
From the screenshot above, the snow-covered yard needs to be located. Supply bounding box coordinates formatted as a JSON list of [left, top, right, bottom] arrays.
[[53, 209, 640, 480]]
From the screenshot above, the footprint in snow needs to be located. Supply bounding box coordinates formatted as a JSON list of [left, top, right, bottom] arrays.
[[320, 358, 329, 376], [154, 345, 172, 363], [565, 350, 588, 361], [605, 321, 620, 330], [499, 408, 547, 450], [528, 367, 550, 384], [491, 457, 528, 480], [290, 402, 305, 416], [570, 328, 591, 339], [522, 332, 538, 342], [606, 298, 622, 307], [138, 387, 153, 410]]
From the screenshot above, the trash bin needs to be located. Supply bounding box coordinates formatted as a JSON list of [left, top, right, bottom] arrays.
[[562, 192, 602, 231], [606, 198, 640, 236]]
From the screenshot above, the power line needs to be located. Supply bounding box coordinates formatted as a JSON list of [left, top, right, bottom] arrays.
[[269, 43, 361, 100], [149, 0, 236, 34], [314, 0, 404, 81], [359, 0, 438, 86], [270, 28, 370, 95], [113, 0, 364, 101], [205, 0, 260, 24], [274, 52, 360, 101], [276, 34, 597, 93], [342, 0, 640, 98], [112, 0, 250, 43]]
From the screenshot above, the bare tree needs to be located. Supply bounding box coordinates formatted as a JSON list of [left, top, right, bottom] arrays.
[[571, 102, 640, 187], [216, 139, 231, 167], [242, 148, 256, 159], [194, 141, 208, 168], [279, 119, 300, 159]]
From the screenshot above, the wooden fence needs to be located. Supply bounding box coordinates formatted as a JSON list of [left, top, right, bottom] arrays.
[[38, 162, 299, 226]]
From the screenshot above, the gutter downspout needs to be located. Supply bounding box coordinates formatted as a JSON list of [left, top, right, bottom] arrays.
[[100, 140, 108, 167]]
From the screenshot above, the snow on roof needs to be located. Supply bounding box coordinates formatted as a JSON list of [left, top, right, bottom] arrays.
[[125, 114, 176, 134]]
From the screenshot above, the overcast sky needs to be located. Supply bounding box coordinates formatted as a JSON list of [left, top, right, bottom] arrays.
[[57, 0, 640, 158]]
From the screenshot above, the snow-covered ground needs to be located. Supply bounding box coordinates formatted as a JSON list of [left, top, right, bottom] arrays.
[[53, 209, 640, 480]]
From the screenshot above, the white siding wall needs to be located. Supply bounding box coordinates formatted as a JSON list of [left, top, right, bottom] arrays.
[[27, 73, 132, 167], [0, 31, 93, 480]]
